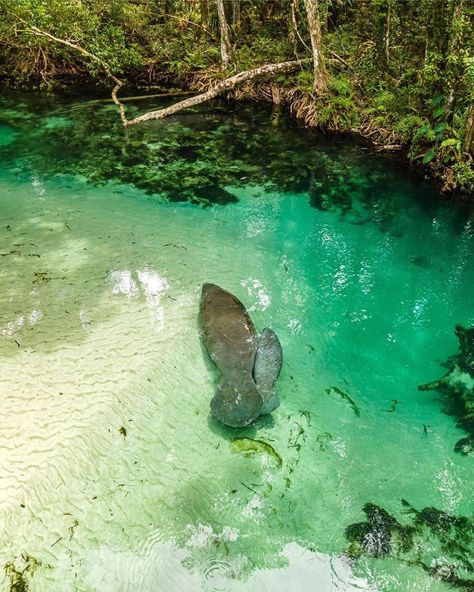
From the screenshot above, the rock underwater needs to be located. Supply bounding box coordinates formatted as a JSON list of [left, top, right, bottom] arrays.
[[200, 283, 282, 427]]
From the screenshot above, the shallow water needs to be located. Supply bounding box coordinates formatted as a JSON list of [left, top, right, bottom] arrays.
[[0, 93, 473, 592]]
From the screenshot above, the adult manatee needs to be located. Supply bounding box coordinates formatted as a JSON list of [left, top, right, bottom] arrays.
[[254, 328, 283, 414], [200, 283, 263, 427]]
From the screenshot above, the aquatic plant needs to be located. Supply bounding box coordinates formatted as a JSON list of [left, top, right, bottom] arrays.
[[4, 556, 42, 592], [0, 93, 439, 226], [230, 437, 283, 467], [419, 324, 474, 454], [325, 386, 360, 417], [346, 500, 474, 589]]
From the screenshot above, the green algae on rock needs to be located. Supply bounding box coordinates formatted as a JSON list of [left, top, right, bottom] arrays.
[[4, 556, 43, 592]]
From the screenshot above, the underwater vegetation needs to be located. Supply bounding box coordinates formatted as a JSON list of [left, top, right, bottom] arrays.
[[345, 500, 474, 590], [230, 437, 283, 467], [0, 94, 443, 226], [419, 324, 474, 454], [325, 386, 360, 417], [4, 555, 43, 592]]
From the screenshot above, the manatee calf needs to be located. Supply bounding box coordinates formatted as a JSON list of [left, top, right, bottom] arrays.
[[200, 283, 263, 427], [253, 328, 283, 414]]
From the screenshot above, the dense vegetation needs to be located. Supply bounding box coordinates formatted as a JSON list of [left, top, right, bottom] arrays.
[[1, 0, 473, 197]]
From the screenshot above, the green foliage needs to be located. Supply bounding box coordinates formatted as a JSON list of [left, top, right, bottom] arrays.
[[318, 76, 359, 130], [296, 70, 314, 92], [393, 115, 426, 142]]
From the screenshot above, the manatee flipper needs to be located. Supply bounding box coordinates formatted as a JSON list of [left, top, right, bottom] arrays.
[[211, 377, 263, 427], [254, 328, 283, 415]]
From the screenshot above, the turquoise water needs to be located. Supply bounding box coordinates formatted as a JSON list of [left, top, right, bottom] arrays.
[[0, 93, 473, 591]]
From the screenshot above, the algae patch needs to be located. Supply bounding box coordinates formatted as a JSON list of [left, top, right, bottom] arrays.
[[345, 500, 474, 590], [231, 438, 283, 467], [4, 555, 42, 592], [419, 324, 474, 453]]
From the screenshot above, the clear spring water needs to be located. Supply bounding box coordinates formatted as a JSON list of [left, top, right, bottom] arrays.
[[0, 92, 473, 592]]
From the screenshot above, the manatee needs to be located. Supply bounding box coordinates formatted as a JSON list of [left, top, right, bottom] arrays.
[[253, 328, 283, 414], [200, 283, 263, 427]]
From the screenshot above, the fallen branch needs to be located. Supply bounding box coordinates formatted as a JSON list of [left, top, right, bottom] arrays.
[[328, 49, 350, 68], [377, 144, 403, 151], [124, 59, 311, 126]]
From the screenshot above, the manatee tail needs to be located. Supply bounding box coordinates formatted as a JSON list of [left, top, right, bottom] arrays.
[[210, 377, 263, 427]]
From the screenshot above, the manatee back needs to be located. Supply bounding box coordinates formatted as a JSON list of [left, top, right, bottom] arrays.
[[200, 283, 258, 375], [253, 328, 283, 414]]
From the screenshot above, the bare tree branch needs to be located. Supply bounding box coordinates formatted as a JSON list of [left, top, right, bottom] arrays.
[[21, 24, 128, 126]]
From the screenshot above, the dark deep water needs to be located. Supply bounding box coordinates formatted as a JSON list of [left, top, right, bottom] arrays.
[[0, 92, 473, 591]]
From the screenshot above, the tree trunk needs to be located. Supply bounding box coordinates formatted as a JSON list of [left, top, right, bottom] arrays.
[[233, 0, 241, 34], [125, 59, 310, 126], [289, 0, 299, 55], [216, 0, 232, 70], [200, 0, 209, 28], [384, 0, 392, 65], [464, 105, 474, 156], [320, 0, 329, 35], [302, 0, 328, 93]]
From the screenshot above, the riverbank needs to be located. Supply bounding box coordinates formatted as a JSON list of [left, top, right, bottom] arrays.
[[185, 69, 474, 201]]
